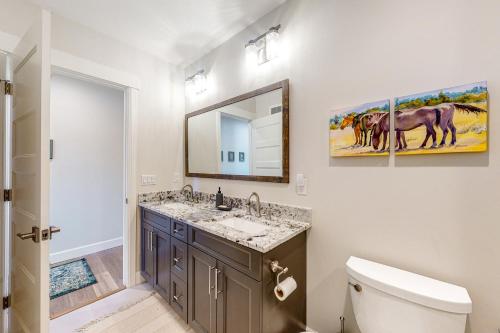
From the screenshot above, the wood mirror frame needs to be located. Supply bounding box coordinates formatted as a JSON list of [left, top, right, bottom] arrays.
[[185, 79, 289, 183]]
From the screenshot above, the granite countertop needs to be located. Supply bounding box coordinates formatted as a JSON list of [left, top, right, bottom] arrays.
[[139, 199, 311, 253]]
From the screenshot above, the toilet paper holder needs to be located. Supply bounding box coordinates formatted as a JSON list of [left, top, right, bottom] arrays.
[[270, 260, 289, 286]]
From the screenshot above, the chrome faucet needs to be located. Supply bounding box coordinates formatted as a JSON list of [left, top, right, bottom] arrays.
[[247, 192, 261, 218], [181, 184, 194, 202]]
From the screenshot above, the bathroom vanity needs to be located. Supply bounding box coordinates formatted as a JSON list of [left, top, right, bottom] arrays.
[[139, 193, 311, 333]]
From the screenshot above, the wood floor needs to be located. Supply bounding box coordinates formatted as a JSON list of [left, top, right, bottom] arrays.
[[50, 246, 125, 319], [80, 293, 194, 333]]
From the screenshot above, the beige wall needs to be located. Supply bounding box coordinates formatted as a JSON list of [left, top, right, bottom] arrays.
[[185, 1, 500, 332]]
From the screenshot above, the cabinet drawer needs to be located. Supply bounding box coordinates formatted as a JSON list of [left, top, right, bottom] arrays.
[[143, 209, 170, 234], [188, 227, 262, 281], [171, 219, 187, 242], [171, 237, 188, 281], [170, 274, 188, 323]]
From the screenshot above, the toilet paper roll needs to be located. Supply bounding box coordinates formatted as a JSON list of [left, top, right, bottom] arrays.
[[274, 276, 297, 301]]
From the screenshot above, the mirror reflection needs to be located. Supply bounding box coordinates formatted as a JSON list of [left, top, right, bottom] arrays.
[[187, 88, 283, 177]]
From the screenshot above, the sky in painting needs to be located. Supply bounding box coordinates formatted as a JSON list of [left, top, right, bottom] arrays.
[[332, 99, 389, 116], [397, 81, 487, 102]]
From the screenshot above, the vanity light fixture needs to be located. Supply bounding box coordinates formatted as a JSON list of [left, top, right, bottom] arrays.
[[185, 69, 207, 95], [245, 24, 281, 65]]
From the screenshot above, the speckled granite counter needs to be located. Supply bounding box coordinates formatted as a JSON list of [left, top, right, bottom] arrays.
[[138, 191, 312, 253]]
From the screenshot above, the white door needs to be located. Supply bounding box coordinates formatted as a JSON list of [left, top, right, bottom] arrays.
[[250, 112, 282, 177], [11, 10, 51, 333]]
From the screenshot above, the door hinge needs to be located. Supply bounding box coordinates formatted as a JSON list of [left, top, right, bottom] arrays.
[[3, 189, 12, 202], [3, 295, 10, 309], [3, 81, 12, 96]]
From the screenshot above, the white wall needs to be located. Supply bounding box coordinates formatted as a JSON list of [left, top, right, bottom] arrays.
[[49, 74, 124, 261], [185, 1, 500, 332], [0, 0, 185, 194], [0, 0, 185, 278], [187, 111, 220, 174], [255, 89, 281, 118]]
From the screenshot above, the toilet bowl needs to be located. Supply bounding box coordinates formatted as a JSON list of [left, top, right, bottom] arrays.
[[346, 256, 472, 333]]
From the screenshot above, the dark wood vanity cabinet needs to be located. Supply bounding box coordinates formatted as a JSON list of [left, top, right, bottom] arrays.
[[140, 222, 155, 285], [140, 207, 307, 333], [187, 246, 261, 333], [154, 229, 171, 300]]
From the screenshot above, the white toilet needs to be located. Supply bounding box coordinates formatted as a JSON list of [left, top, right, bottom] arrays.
[[346, 256, 472, 333]]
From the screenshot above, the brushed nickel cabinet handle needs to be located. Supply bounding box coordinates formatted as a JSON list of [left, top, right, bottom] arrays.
[[173, 257, 180, 263], [208, 266, 213, 295], [214, 269, 223, 299]]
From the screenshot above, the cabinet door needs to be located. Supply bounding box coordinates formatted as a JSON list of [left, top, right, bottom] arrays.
[[141, 222, 155, 284], [154, 229, 171, 300], [216, 263, 262, 333], [188, 246, 217, 333]]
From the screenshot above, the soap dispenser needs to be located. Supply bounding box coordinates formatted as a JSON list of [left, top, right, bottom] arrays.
[[215, 187, 224, 207], [216, 187, 224, 207]]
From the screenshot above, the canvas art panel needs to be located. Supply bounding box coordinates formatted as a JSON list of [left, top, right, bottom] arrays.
[[330, 99, 390, 157], [394, 81, 488, 155]]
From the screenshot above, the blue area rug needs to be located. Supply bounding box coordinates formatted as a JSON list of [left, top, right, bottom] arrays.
[[50, 258, 97, 300]]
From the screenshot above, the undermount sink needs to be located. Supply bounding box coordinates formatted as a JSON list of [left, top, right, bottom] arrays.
[[218, 218, 269, 235]]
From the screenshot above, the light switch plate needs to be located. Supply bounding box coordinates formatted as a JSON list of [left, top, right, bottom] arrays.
[[296, 173, 308, 196], [141, 174, 157, 186]]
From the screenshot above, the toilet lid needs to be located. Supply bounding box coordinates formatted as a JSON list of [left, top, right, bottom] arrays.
[[346, 256, 472, 314]]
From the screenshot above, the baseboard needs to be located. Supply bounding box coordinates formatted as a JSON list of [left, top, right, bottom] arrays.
[[50, 237, 123, 264]]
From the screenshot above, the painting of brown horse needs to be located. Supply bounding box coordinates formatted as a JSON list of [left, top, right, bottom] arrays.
[[394, 82, 488, 155], [340, 115, 362, 145]]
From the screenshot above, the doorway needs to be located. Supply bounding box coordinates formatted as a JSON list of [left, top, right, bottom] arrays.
[[48, 73, 126, 318]]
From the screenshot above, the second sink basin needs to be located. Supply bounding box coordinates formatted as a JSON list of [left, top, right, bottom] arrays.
[[218, 218, 269, 235]]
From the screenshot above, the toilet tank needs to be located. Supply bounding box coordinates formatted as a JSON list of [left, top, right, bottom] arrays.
[[346, 257, 472, 333]]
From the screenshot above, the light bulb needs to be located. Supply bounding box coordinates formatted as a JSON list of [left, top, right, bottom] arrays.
[[193, 73, 207, 94], [265, 30, 280, 60]]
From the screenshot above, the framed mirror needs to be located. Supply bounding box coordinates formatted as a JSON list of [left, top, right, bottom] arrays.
[[185, 79, 289, 183]]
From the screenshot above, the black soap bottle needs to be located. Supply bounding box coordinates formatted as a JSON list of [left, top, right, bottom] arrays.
[[216, 187, 224, 207]]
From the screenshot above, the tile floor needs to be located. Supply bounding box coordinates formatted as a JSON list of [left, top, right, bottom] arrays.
[[50, 283, 188, 332]]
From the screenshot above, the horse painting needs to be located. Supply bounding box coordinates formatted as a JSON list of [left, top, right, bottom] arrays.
[[330, 100, 390, 157], [340, 115, 362, 146], [394, 82, 488, 155]]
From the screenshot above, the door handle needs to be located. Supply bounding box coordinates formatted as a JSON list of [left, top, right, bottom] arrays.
[[17, 226, 40, 243], [47, 226, 61, 240]]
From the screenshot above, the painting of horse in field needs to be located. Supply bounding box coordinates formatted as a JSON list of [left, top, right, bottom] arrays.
[[392, 82, 488, 155], [329, 100, 390, 157]]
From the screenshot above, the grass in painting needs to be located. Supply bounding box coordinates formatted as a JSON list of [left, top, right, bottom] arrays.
[[394, 82, 488, 155], [330, 100, 390, 157]]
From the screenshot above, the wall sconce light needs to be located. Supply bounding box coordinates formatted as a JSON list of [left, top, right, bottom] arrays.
[[245, 24, 281, 65], [185, 70, 207, 95]]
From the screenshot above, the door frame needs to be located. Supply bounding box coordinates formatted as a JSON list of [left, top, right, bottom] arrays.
[[51, 49, 141, 287]]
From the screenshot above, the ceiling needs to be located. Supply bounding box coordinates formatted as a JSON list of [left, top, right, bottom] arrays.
[[27, 0, 286, 66]]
